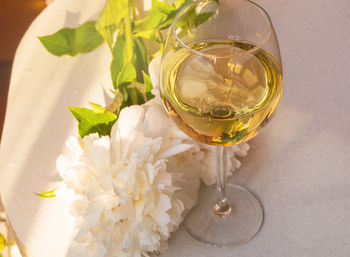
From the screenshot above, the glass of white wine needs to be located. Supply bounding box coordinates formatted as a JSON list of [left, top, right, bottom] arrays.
[[160, 0, 283, 247]]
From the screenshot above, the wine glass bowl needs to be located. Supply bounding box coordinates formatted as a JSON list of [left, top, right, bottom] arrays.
[[160, 0, 283, 247]]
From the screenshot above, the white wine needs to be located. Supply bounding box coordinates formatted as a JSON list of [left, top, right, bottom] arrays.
[[161, 41, 283, 146]]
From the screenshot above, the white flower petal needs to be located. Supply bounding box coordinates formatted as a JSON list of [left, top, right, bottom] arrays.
[[142, 105, 170, 138], [83, 135, 111, 173], [56, 155, 72, 177], [151, 209, 170, 230], [66, 136, 83, 155], [158, 194, 171, 211], [117, 105, 145, 139], [149, 55, 161, 96], [158, 144, 193, 159]]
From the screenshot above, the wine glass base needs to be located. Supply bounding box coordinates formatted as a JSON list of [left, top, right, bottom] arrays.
[[183, 184, 264, 247]]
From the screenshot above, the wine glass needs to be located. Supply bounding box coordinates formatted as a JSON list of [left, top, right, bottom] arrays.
[[160, 0, 283, 247]]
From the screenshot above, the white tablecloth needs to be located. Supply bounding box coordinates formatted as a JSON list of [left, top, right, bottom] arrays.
[[1, 0, 350, 256]]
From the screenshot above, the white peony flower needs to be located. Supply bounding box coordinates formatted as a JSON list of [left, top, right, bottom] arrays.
[[57, 100, 196, 257]]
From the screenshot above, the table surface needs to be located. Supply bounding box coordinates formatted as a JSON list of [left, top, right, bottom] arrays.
[[1, 0, 350, 257]]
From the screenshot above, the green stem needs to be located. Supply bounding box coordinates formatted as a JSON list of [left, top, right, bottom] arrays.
[[124, 0, 134, 63], [158, 29, 164, 44], [131, 0, 137, 20]]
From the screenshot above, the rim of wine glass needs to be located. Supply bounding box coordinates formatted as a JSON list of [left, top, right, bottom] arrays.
[[172, 0, 274, 59]]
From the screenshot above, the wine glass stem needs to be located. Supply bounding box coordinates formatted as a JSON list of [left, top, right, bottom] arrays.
[[215, 146, 232, 217]]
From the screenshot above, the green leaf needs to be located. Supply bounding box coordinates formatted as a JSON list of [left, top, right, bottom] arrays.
[[69, 107, 118, 138], [134, 30, 160, 42], [134, 37, 149, 81], [110, 32, 125, 88], [89, 102, 105, 113], [95, 0, 128, 48], [135, 0, 176, 31], [173, 0, 192, 9], [38, 21, 104, 57], [126, 86, 145, 105], [35, 189, 57, 198], [177, 5, 216, 38], [0, 233, 6, 251], [118, 82, 147, 108], [195, 12, 215, 27], [176, 4, 196, 30], [142, 71, 155, 100], [134, 0, 191, 39], [117, 62, 137, 87], [123, 0, 134, 63]]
